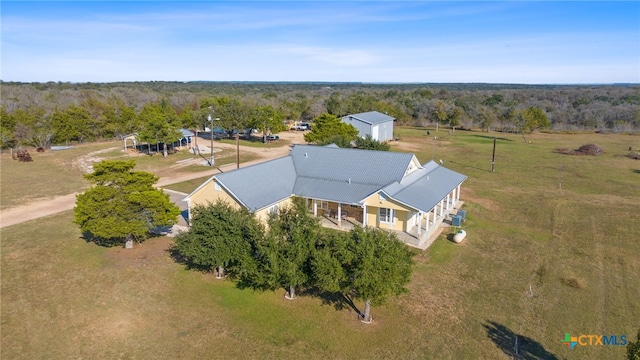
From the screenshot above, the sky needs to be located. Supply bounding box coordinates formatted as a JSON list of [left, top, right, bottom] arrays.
[[2, 1, 639, 84]]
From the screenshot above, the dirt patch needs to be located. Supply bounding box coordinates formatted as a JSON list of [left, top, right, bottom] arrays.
[[554, 143, 604, 156], [393, 140, 423, 152], [73, 147, 121, 173], [462, 187, 501, 212], [104, 237, 175, 270]]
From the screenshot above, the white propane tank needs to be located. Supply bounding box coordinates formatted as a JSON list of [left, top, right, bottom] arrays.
[[453, 229, 466, 243]]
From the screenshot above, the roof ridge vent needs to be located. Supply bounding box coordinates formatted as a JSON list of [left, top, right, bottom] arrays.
[[348, 178, 351, 184]]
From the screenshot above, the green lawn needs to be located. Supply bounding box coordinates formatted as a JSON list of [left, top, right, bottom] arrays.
[[162, 175, 214, 194], [0, 141, 114, 209], [0, 143, 259, 208], [2, 128, 639, 359]]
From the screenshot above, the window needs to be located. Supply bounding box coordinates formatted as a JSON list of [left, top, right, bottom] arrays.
[[214, 183, 221, 191], [319, 200, 329, 210], [379, 207, 394, 224]]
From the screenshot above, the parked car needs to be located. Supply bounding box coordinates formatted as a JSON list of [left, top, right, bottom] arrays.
[[291, 123, 310, 131], [266, 134, 280, 141]]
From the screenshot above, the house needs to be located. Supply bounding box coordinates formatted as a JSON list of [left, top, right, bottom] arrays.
[[341, 111, 395, 142], [183, 145, 466, 249]]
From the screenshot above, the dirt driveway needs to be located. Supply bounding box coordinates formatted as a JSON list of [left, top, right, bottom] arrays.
[[0, 131, 306, 228]]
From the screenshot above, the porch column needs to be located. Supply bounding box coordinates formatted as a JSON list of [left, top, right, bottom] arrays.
[[426, 210, 430, 232], [337, 203, 342, 227], [452, 187, 457, 207], [313, 199, 317, 216], [417, 212, 422, 235], [446, 193, 451, 211], [362, 205, 367, 226], [457, 184, 461, 203], [439, 199, 444, 218]]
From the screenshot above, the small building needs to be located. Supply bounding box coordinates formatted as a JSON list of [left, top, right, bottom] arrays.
[[179, 129, 195, 148], [341, 111, 395, 142], [183, 144, 467, 249]]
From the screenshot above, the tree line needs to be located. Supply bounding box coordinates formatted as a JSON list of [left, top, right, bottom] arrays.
[[175, 198, 414, 323], [2, 81, 639, 150]]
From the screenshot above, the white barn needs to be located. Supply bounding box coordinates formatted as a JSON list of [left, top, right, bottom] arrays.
[[341, 111, 395, 142]]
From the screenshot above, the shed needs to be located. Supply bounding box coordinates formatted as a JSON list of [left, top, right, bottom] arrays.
[[341, 111, 395, 142]]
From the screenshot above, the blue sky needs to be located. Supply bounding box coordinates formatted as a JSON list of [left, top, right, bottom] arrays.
[[2, 1, 639, 84]]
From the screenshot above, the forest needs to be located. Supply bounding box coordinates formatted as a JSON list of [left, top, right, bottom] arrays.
[[1, 81, 639, 149]]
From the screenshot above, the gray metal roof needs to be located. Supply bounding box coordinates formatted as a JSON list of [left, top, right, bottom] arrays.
[[293, 177, 381, 204], [343, 111, 395, 125], [194, 145, 467, 214], [290, 145, 412, 186], [214, 156, 296, 212], [382, 160, 467, 213], [180, 128, 195, 137]]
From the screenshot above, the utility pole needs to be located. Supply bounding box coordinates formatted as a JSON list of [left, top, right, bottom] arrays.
[[235, 134, 240, 169], [208, 108, 220, 166], [491, 137, 496, 172]]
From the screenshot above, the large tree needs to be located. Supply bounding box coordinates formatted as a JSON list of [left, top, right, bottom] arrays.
[[51, 105, 93, 144], [517, 106, 551, 142], [137, 101, 182, 157], [10, 107, 54, 149], [346, 226, 414, 323], [267, 198, 321, 299], [0, 107, 17, 150], [74, 160, 180, 247], [174, 200, 262, 278], [251, 105, 287, 143], [304, 113, 358, 144], [311, 229, 354, 295], [202, 97, 252, 138]]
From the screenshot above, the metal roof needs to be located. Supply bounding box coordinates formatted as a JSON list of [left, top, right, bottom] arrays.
[[180, 128, 195, 137], [191, 145, 467, 214], [214, 156, 297, 212], [382, 160, 467, 213], [342, 111, 395, 125], [293, 177, 381, 204], [290, 145, 412, 186]]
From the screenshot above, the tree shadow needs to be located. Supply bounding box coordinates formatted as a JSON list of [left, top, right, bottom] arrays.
[[632, 169, 640, 174], [165, 244, 217, 274], [483, 320, 559, 360], [80, 231, 123, 247], [299, 287, 363, 317], [471, 134, 513, 142], [166, 244, 187, 265]]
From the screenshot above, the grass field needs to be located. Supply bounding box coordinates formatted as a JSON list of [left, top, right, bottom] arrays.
[[0, 142, 258, 208], [2, 127, 639, 359]]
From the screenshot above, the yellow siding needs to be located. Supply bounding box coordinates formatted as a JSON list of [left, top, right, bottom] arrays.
[[189, 179, 241, 210], [254, 197, 293, 223], [363, 192, 413, 231], [188, 179, 296, 225]]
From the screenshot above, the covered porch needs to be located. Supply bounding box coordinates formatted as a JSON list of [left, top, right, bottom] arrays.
[[303, 182, 464, 251], [315, 200, 464, 251]]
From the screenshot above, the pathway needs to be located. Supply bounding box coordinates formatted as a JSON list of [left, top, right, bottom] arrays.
[[0, 131, 305, 228]]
